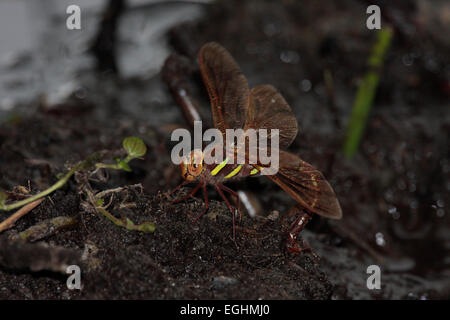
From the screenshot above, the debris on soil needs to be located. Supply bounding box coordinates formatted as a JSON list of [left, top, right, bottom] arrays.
[[10, 216, 78, 243]]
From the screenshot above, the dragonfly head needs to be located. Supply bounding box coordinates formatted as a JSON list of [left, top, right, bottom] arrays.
[[180, 149, 204, 182]]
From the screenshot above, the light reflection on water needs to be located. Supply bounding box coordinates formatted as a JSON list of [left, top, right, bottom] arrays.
[[0, 0, 204, 118]]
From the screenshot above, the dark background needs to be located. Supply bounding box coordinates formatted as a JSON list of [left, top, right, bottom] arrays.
[[0, 0, 448, 299]]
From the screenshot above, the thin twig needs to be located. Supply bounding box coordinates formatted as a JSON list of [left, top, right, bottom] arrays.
[[11, 215, 78, 242], [95, 187, 125, 199], [0, 199, 44, 233]]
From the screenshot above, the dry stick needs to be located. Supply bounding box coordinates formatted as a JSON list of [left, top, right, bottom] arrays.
[[0, 199, 44, 233], [12, 216, 78, 242], [161, 53, 202, 130]]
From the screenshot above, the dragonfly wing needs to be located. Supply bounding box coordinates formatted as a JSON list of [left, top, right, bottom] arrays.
[[256, 151, 342, 219], [198, 42, 249, 135], [245, 85, 298, 149]]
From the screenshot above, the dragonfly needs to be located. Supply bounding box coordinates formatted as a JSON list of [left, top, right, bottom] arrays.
[[170, 42, 342, 253]]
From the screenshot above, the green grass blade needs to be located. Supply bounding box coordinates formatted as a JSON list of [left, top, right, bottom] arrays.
[[342, 27, 393, 158]]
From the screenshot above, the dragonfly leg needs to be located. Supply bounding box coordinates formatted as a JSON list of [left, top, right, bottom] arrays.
[[217, 183, 241, 223], [168, 180, 188, 198], [193, 183, 209, 223], [286, 210, 314, 255], [172, 181, 202, 203], [215, 184, 237, 242]]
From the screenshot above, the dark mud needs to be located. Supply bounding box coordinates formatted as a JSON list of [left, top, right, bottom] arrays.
[[0, 0, 449, 299]]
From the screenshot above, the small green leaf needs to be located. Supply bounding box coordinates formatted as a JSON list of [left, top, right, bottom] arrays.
[[125, 218, 135, 230], [118, 160, 132, 172], [122, 136, 147, 159], [96, 198, 105, 206]]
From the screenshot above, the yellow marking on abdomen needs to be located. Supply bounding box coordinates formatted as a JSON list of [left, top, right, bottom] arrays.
[[224, 165, 242, 179], [211, 157, 229, 176], [250, 168, 259, 175], [311, 174, 318, 187]]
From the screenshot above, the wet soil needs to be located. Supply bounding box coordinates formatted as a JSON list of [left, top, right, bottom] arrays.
[[0, 0, 449, 299]]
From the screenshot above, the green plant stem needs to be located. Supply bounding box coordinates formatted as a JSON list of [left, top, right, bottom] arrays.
[[1, 137, 145, 212], [0, 155, 116, 212], [95, 163, 122, 170], [95, 157, 132, 171], [342, 27, 393, 158], [95, 206, 155, 232], [0, 165, 80, 211]]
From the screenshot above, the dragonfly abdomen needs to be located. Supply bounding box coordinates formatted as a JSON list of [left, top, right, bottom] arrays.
[[204, 159, 260, 181]]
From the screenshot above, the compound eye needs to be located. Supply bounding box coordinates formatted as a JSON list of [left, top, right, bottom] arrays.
[[188, 162, 203, 176], [187, 149, 203, 176]]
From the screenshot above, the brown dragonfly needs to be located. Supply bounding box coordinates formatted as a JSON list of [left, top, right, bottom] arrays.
[[170, 42, 342, 253]]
